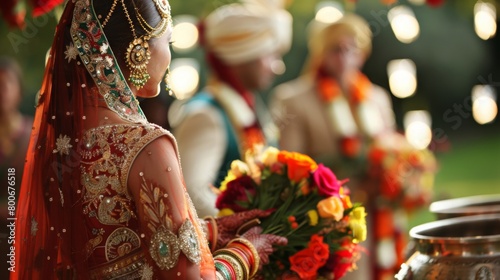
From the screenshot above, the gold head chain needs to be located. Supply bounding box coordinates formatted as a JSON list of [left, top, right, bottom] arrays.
[[102, 0, 172, 89]]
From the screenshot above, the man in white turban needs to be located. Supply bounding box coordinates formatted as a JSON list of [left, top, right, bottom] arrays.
[[169, 0, 292, 218]]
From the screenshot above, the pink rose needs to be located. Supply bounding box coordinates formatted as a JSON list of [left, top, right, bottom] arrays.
[[313, 164, 341, 197]]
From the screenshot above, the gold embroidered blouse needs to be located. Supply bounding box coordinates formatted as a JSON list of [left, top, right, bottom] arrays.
[[78, 123, 207, 279]]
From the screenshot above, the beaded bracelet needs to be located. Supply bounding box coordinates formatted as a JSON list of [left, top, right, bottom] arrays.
[[227, 238, 260, 277]]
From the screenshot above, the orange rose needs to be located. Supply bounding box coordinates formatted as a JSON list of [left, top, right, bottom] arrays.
[[278, 151, 318, 182], [289, 248, 319, 280], [317, 196, 344, 221]]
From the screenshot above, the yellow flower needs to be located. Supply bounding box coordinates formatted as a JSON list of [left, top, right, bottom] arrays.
[[217, 208, 234, 217], [350, 222, 367, 243], [260, 146, 280, 166], [230, 160, 250, 178], [307, 210, 319, 226], [350, 207, 366, 220], [317, 196, 344, 221], [349, 207, 367, 243], [219, 172, 236, 192]]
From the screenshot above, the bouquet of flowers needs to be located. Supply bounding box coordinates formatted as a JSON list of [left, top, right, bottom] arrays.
[[216, 146, 367, 279], [367, 132, 437, 211]]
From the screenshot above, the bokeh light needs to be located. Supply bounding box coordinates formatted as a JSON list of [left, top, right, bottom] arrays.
[[387, 59, 417, 98], [388, 5, 420, 44], [404, 110, 432, 150], [474, 1, 497, 40], [472, 85, 497, 124], [315, 1, 344, 24], [169, 58, 200, 100], [171, 15, 199, 53]]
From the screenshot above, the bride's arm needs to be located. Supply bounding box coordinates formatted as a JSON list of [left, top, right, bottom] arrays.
[[127, 135, 211, 279]]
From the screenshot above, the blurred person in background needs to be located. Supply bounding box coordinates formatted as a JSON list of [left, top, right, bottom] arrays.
[[0, 56, 33, 280], [270, 14, 398, 280], [169, 0, 292, 218], [0, 57, 32, 180]]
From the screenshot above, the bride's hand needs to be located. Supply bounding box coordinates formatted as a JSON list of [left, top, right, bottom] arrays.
[[240, 226, 288, 270], [215, 209, 272, 249]]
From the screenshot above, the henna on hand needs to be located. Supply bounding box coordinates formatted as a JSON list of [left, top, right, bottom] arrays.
[[240, 227, 287, 270], [215, 209, 272, 249]]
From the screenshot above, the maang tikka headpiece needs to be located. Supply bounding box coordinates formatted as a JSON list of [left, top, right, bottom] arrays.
[[102, 0, 172, 89]]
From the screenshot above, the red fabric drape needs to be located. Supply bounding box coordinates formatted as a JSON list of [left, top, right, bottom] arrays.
[[12, 1, 92, 278]]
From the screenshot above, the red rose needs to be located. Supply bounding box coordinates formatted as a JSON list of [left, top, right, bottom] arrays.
[[308, 234, 330, 266], [313, 164, 341, 197], [289, 248, 320, 280], [215, 175, 256, 212], [325, 250, 354, 279], [324, 242, 362, 279]]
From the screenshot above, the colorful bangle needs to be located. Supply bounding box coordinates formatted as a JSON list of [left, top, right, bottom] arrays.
[[228, 243, 254, 276], [216, 258, 236, 280], [214, 249, 249, 280], [204, 216, 218, 252], [215, 254, 245, 280], [215, 260, 233, 280], [228, 238, 260, 277]]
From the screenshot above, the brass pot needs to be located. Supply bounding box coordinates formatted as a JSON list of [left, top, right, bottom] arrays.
[[395, 214, 500, 280], [429, 194, 500, 220]]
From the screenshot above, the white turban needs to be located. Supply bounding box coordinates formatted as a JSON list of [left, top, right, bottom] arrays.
[[203, 0, 293, 65], [304, 13, 372, 74]]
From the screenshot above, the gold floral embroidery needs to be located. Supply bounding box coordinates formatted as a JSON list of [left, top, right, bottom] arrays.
[[105, 227, 141, 262], [81, 125, 156, 225], [85, 235, 103, 258], [98, 196, 134, 225], [54, 134, 73, 155], [141, 263, 154, 280], [64, 43, 78, 63]]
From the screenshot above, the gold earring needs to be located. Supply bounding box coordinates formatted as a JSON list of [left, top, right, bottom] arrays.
[[121, 0, 151, 89], [126, 37, 151, 89], [164, 67, 173, 96], [120, 0, 171, 89]]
